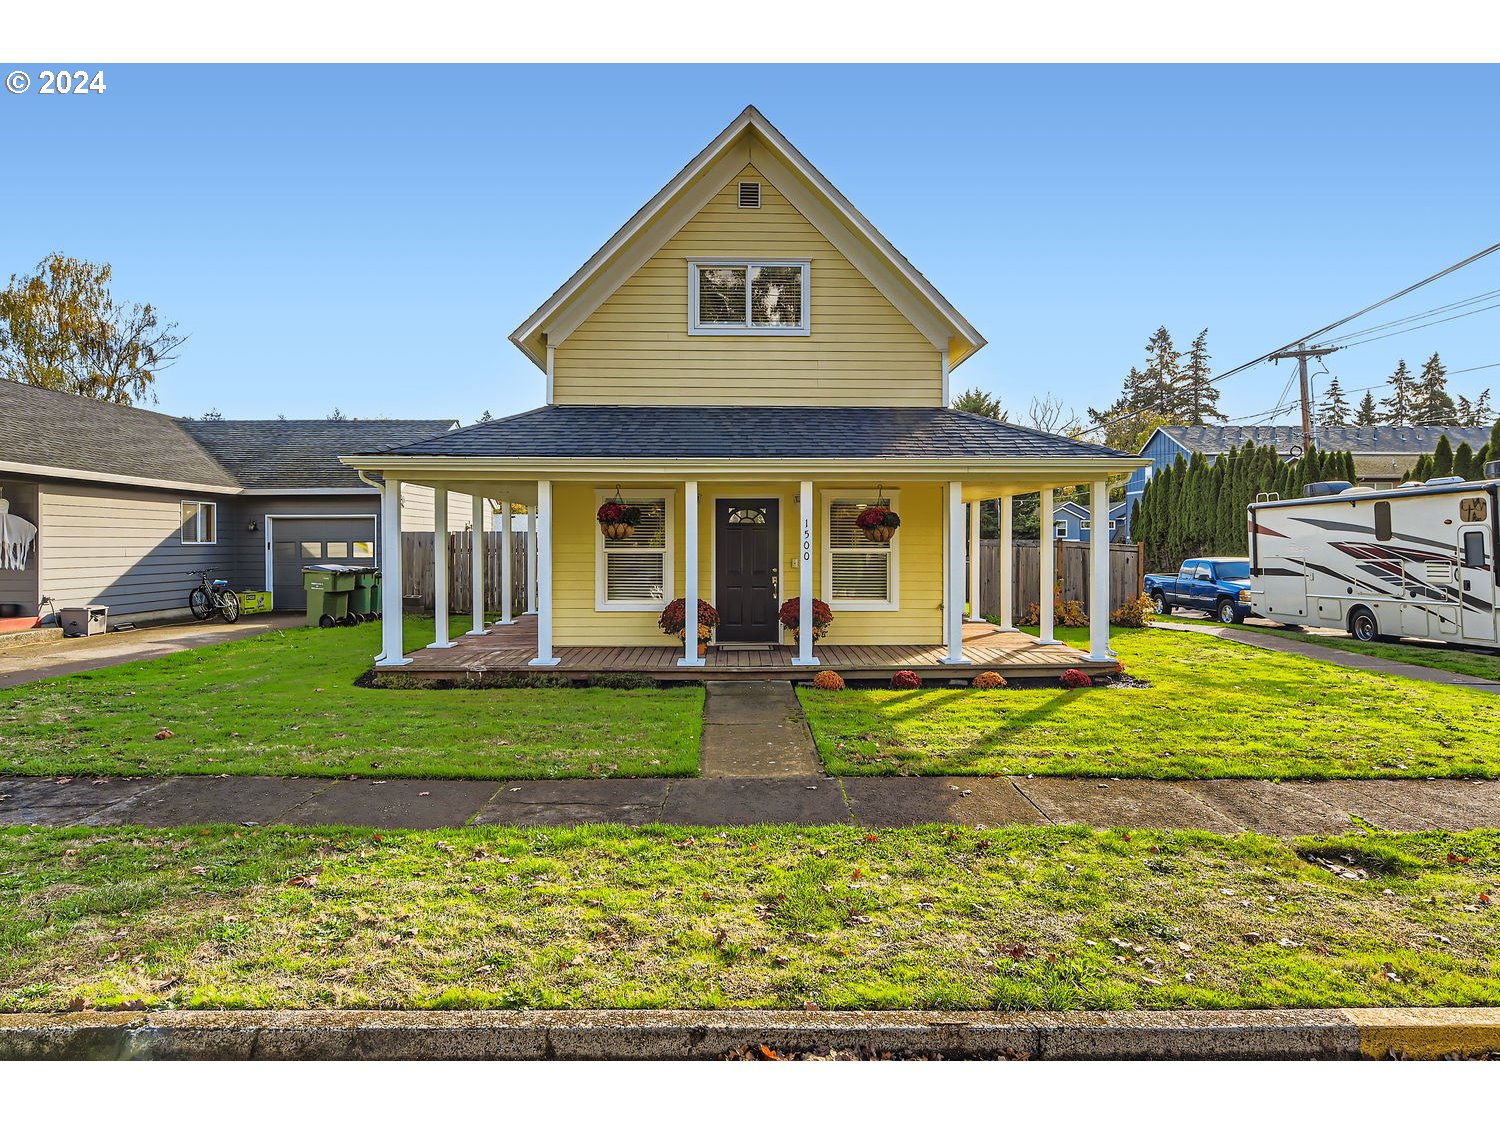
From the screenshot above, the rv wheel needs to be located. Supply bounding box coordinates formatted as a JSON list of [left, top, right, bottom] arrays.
[[1349, 608, 1379, 643]]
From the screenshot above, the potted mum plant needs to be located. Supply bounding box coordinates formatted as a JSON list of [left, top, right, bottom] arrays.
[[596, 500, 643, 540], [778, 597, 833, 645], [658, 597, 720, 656], [855, 506, 901, 543]]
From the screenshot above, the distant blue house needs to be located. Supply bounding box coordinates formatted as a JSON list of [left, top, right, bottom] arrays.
[[1119, 423, 1492, 540], [1053, 498, 1128, 543]]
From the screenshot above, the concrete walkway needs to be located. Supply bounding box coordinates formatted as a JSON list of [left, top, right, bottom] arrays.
[[4, 772, 1496, 834], [0, 615, 297, 690], [699, 681, 822, 778], [1154, 620, 1500, 693]]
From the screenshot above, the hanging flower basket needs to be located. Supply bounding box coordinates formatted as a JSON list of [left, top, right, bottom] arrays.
[[779, 597, 833, 643], [855, 507, 901, 543], [597, 501, 643, 540]]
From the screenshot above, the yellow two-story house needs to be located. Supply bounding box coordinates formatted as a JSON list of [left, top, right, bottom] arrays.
[[347, 107, 1139, 679]]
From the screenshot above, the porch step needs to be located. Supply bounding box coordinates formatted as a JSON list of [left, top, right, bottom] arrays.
[[700, 680, 823, 779]]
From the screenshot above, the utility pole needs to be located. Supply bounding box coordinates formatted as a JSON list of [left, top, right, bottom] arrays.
[[1269, 341, 1340, 452]]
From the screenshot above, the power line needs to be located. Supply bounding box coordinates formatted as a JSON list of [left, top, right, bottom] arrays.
[[1327, 299, 1500, 350], [1319, 287, 1500, 344], [1077, 240, 1500, 439]]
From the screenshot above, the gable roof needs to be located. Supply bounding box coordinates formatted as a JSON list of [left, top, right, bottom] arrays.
[[0, 378, 241, 491], [1055, 499, 1128, 518], [181, 419, 458, 490], [509, 106, 986, 373], [1150, 424, 1492, 457], [359, 406, 1130, 461], [1, 378, 456, 493]]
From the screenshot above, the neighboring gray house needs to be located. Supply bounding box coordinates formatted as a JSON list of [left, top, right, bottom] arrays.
[[1121, 424, 1494, 540], [0, 379, 462, 626], [1052, 498, 1128, 543]]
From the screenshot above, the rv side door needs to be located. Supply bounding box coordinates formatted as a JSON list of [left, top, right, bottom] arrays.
[[1457, 525, 1497, 643]]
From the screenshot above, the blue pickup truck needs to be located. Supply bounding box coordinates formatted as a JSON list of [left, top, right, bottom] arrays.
[[1144, 557, 1254, 624]]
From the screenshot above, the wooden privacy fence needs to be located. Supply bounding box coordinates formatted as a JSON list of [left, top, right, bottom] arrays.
[[401, 531, 530, 614], [976, 540, 1143, 619]]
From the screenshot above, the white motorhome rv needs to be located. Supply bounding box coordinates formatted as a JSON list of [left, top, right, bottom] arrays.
[[1248, 465, 1499, 649]]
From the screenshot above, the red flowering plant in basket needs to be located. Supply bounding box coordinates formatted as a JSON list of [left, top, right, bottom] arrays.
[[854, 506, 901, 543], [658, 598, 720, 641], [596, 501, 643, 540], [778, 597, 833, 641]]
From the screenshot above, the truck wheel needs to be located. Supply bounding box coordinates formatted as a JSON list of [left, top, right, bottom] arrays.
[[1348, 607, 1379, 642], [1216, 599, 1242, 625], [1150, 591, 1170, 615]]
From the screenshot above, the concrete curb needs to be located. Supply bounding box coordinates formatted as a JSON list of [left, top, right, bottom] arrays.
[[1, 1007, 1496, 1060]]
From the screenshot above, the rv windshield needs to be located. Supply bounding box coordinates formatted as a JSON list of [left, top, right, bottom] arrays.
[[1216, 561, 1251, 580]]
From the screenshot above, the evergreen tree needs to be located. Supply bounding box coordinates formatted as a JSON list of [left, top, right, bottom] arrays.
[[1432, 434, 1454, 478], [1381, 360, 1416, 424], [1316, 376, 1350, 425], [1456, 389, 1494, 426], [1141, 326, 1183, 416], [950, 387, 1007, 421], [1413, 353, 1457, 424], [1178, 329, 1225, 423], [1453, 442, 1476, 481], [1352, 390, 1380, 425]]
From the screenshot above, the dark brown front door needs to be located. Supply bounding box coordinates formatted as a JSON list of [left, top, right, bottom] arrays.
[[715, 499, 780, 642]]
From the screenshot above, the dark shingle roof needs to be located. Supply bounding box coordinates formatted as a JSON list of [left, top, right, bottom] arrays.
[[182, 419, 457, 489], [1, 378, 456, 491], [1159, 425, 1493, 456], [0, 378, 240, 488], [367, 406, 1131, 460]]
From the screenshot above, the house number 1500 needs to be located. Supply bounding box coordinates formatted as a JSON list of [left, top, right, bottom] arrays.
[[801, 517, 812, 562]]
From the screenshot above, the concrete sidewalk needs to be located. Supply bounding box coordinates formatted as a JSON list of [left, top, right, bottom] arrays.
[[3, 772, 1496, 833], [1154, 620, 1500, 693], [0, 615, 297, 689]]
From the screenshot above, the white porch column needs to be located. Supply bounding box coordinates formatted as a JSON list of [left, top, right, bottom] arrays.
[[997, 494, 1016, 631], [791, 479, 819, 666], [1089, 477, 1114, 661], [965, 501, 983, 621], [466, 494, 487, 636], [941, 479, 971, 664], [679, 480, 704, 667], [376, 478, 411, 666], [427, 486, 456, 648], [528, 480, 559, 666], [1038, 488, 1060, 645], [524, 507, 537, 615], [499, 499, 515, 626]]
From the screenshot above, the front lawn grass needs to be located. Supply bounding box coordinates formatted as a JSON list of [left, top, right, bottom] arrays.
[[0, 619, 701, 780], [1220, 621, 1500, 682], [800, 626, 1500, 779], [2, 823, 1496, 1012]]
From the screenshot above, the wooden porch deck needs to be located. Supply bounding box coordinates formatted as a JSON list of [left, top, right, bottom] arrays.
[[382, 616, 1115, 683]]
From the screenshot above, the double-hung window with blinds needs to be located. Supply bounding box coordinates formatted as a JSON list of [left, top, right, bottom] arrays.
[[827, 497, 894, 606], [600, 497, 670, 608]]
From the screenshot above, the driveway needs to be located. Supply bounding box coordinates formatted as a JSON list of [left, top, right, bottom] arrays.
[[0, 615, 299, 689]]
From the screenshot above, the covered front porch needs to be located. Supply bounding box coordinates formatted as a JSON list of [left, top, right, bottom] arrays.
[[378, 615, 1116, 683]]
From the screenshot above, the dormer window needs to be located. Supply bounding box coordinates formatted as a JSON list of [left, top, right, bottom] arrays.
[[688, 259, 810, 336]]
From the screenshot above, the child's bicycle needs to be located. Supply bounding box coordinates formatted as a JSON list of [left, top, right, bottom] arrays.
[[187, 569, 241, 623]]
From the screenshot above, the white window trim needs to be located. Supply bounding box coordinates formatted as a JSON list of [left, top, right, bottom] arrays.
[[1079, 519, 1091, 531], [1054, 520, 1068, 538], [181, 500, 218, 545], [821, 489, 900, 612], [594, 488, 675, 612], [1108, 519, 1118, 532], [687, 258, 811, 336]]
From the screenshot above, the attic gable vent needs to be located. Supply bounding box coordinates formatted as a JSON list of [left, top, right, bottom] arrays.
[[738, 181, 761, 209]]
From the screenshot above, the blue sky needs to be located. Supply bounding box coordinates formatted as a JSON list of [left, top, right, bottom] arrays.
[[3, 63, 1498, 428]]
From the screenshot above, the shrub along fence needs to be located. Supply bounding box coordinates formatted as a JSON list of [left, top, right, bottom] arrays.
[[400, 531, 530, 615], [976, 539, 1143, 619]]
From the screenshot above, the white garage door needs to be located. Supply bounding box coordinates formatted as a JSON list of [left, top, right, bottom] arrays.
[[269, 517, 377, 611]]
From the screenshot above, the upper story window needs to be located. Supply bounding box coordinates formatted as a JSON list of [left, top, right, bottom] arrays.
[[181, 500, 217, 545], [689, 259, 810, 336]]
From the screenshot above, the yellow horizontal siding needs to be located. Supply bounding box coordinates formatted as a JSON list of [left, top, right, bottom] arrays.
[[554, 165, 942, 407], [547, 480, 943, 648]]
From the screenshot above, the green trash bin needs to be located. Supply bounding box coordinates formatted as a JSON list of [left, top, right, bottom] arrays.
[[303, 565, 358, 628], [349, 568, 377, 622], [367, 568, 382, 618]]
